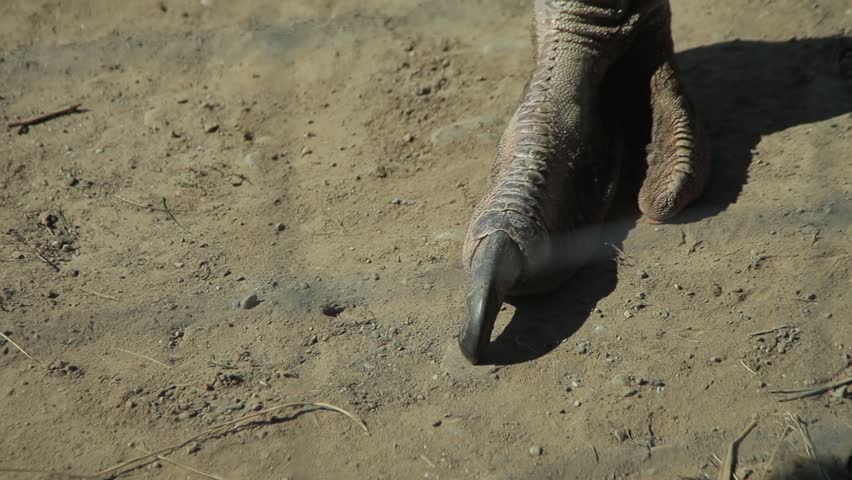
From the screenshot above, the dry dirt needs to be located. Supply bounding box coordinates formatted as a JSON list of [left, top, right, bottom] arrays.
[[1, 1, 851, 479]]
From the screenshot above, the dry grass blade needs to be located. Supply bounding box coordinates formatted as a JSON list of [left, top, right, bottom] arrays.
[[93, 401, 367, 478], [78, 287, 119, 302], [785, 412, 830, 480], [114, 347, 172, 369], [749, 325, 793, 337], [162, 197, 189, 231], [135, 447, 226, 480], [113, 193, 153, 209], [769, 376, 852, 401], [0, 466, 91, 478], [718, 417, 758, 480], [207, 401, 368, 435], [0, 330, 38, 363], [740, 359, 758, 375]]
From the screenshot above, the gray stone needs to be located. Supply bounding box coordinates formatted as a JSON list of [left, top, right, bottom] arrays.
[[242, 294, 260, 310]]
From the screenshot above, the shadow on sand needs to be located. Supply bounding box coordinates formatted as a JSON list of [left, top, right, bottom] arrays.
[[486, 35, 852, 365]]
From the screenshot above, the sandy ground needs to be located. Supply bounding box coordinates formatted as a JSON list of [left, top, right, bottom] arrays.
[[1, 1, 851, 479]]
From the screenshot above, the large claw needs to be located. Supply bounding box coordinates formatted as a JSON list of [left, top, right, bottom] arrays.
[[459, 231, 523, 364]]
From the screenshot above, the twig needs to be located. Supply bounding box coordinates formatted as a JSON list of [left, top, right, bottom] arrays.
[[769, 376, 852, 401], [135, 447, 226, 480], [114, 347, 172, 369], [419, 455, 436, 468], [740, 359, 758, 375], [113, 194, 153, 209], [162, 197, 188, 231], [718, 417, 758, 480], [0, 330, 37, 363], [92, 401, 367, 478], [34, 248, 60, 272], [591, 444, 599, 464], [7, 104, 84, 134], [749, 325, 793, 337], [78, 287, 119, 302]]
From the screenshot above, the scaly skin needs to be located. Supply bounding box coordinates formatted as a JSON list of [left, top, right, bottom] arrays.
[[459, 0, 710, 364]]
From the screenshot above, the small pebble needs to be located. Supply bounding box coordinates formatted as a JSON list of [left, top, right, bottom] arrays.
[[611, 373, 634, 386], [529, 446, 543, 456], [403, 133, 415, 143], [242, 294, 260, 310], [320, 303, 345, 317], [710, 356, 722, 363], [205, 123, 220, 133], [638, 270, 649, 279], [275, 223, 286, 232]]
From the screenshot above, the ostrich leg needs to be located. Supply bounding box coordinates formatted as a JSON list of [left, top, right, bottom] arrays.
[[458, 0, 710, 364]]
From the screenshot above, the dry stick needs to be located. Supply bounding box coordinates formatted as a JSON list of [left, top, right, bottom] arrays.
[[0, 330, 37, 362], [92, 401, 368, 479], [113, 194, 153, 209], [718, 417, 758, 480], [7, 104, 84, 133], [162, 197, 188, 231], [135, 447, 225, 480], [78, 287, 119, 302], [419, 455, 436, 469], [769, 376, 852, 401], [34, 248, 61, 272], [749, 325, 793, 337], [114, 347, 172, 369]]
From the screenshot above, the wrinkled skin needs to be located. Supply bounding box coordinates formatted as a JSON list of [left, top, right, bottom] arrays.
[[459, 0, 710, 364]]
